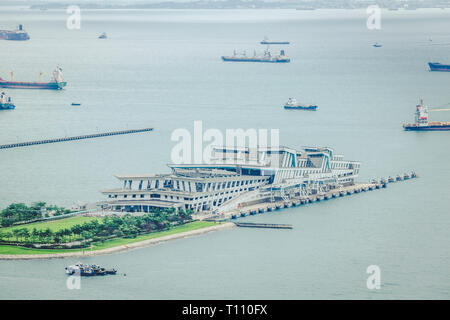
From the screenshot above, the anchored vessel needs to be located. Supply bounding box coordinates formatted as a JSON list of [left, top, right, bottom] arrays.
[[428, 62, 450, 72], [222, 49, 290, 63], [101, 145, 360, 215], [403, 99, 450, 131], [0, 92, 15, 110], [65, 263, 117, 276], [284, 98, 317, 110], [0, 67, 66, 90], [0, 25, 30, 41], [260, 37, 290, 45]]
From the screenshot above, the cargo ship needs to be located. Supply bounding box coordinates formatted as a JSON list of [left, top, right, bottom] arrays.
[[403, 99, 450, 131], [428, 62, 450, 72], [284, 98, 317, 110], [222, 49, 290, 63], [260, 37, 290, 45], [0, 25, 30, 41], [0, 67, 66, 90], [0, 92, 15, 110]]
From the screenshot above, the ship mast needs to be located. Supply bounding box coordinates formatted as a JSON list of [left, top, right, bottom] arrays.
[[415, 99, 429, 126]]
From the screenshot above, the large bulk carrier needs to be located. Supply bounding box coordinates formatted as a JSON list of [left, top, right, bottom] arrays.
[[403, 99, 450, 131], [222, 49, 290, 63], [0, 67, 66, 90]]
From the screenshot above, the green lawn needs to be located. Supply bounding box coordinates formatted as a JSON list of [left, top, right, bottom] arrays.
[[0, 216, 102, 234], [0, 221, 218, 255]]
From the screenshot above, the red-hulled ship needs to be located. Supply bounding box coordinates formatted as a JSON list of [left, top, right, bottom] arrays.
[[0, 67, 66, 90], [403, 99, 450, 131]]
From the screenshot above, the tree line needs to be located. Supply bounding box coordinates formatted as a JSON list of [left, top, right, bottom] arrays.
[[0, 202, 72, 227], [0, 208, 193, 245]]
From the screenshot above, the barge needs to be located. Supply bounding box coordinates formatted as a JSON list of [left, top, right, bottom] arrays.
[[65, 263, 117, 276]]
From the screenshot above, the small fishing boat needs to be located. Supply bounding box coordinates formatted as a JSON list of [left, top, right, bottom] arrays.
[[71, 103, 81, 106], [373, 43, 382, 48], [98, 32, 107, 39], [283, 98, 317, 111]]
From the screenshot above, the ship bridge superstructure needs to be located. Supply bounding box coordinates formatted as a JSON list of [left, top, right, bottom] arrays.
[[101, 145, 360, 214]]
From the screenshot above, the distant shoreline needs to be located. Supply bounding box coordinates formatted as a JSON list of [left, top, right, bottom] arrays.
[[0, 222, 235, 260]]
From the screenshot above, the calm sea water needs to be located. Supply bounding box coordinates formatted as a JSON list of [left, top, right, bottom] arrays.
[[0, 8, 449, 299]]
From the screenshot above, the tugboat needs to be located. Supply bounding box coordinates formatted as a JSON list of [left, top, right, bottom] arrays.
[[0, 25, 30, 41], [0, 92, 15, 110], [0, 67, 66, 90], [98, 32, 107, 39], [284, 98, 317, 111], [65, 263, 117, 276], [403, 99, 450, 131], [222, 49, 290, 63]]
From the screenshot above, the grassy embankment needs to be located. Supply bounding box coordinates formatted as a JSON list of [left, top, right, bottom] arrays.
[[0, 216, 216, 255]]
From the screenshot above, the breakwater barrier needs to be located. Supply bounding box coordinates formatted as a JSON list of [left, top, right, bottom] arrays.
[[234, 222, 293, 229], [0, 127, 154, 150]]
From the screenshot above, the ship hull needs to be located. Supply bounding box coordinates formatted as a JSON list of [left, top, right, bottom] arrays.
[[260, 41, 290, 45], [284, 105, 317, 110], [0, 81, 66, 90], [404, 125, 450, 131], [428, 62, 450, 72], [0, 31, 30, 41], [222, 57, 290, 63], [0, 103, 15, 110]]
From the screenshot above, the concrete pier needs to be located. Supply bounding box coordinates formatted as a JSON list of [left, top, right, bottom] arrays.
[[206, 173, 417, 221]]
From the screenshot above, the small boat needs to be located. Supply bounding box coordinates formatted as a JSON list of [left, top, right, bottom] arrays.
[[65, 263, 117, 277], [71, 103, 81, 106], [0, 92, 15, 110], [373, 43, 382, 48], [98, 32, 107, 39], [284, 98, 317, 111]]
